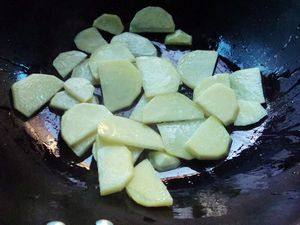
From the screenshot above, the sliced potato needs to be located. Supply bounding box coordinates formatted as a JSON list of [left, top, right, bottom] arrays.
[[98, 116, 164, 151], [50, 91, 79, 111], [193, 73, 230, 100], [129, 95, 149, 122], [177, 50, 218, 89], [234, 100, 267, 126], [71, 59, 97, 85], [111, 32, 157, 57], [187, 116, 231, 160], [97, 145, 133, 196], [71, 134, 95, 157], [12, 74, 63, 117], [157, 120, 204, 160], [89, 43, 135, 80], [64, 78, 95, 102], [53, 50, 87, 78], [130, 6, 175, 33], [93, 14, 124, 35], [164, 29, 192, 45], [74, 27, 107, 54], [98, 60, 142, 112], [195, 83, 238, 126], [143, 93, 204, 123], [126, 159, 173, 207], [136, 57, 180, 97], [61, 103, 112, 147], [230, 68, 265, 103], [148, 152, 180, 172], [131, 148, 143, 163]]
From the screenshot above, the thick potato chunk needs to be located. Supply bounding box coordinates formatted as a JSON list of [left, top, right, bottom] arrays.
[[148, 152, 180, 172]]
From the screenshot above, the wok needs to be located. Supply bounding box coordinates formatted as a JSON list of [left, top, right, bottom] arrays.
[[0, 0, 299, 224]]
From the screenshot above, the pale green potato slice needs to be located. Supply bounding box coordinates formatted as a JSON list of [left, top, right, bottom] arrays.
[[130, 7, 175, 33], [142, 93, 204, 123], [111, 32, 157, 57], [64, 78, 95, 102], [177, 50, 218, 89], [61, 103, 112, 147], [98, 116, 164, 151], [193, 73, 230, 100], [53, 50, 87, 78], [89, 43, 135, 80], [136, 57, 180, 97], [71, 59, 97, 85], [126, 159, 173, 207], [12, 74, 63, 117], [50, 91, 79, 111], [148, 152, 180, 172], [164, 29, 192, 46], [234, 100, 267, 126], [93, 14, 124, 35], [187, 116, 231, 160], [131, 148, 143, 163], [129, 95, 150, 122], [97, 145, 133, 196], [98, 60, 142, 112], [157, 120, 204, 160], [74, 27, 107, 54], [71, 134, 96, 157], [195, 83, 238, 126], [230, 68, 265, 103]]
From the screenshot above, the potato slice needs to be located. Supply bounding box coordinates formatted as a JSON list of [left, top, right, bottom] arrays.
[[12, 74, 63, 117], [164, 29, 192, 45], [53, 50, 87, 78], [98, 60, 142, 112], [142, 93, 204, 123], [157, 120, 204, 160], [71, 134, 96, 157], [131, 148, 143, 163], [89, 43, 135, 80], [129, 95, 149, 122], [130, 7, 175, 33], [187, 116, 231, 160], [126, 159, 173, 207], [93, 14, 124, 35], [148, 152, 180, 172], [177, 50, 218, 89], [71, 59, 97, 85], [97, 145, 133, 196], [195, 83, 238, 126], [234, 100, 267, 126], [74, 27, 107, 54], [61, 103, 112, 147], [64, 78, 95, 102], [98, 116, 164, 151], [230, 68, 265, 103], [50, 91, 79, 111], [193, 73, 230, 100], [111, 32, 157, 57], [136, 57, 180, 97]]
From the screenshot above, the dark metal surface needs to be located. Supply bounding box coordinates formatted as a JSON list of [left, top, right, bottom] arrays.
[[0, 0, 299, 225]]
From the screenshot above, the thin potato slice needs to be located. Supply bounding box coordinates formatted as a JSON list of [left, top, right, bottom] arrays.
[[71, 59, 97, 85], [93, 14, 124, 35], [157, 120, 204, 160], [111, 32, 157, 57], [136, 57, 180, 97], [97, 145, 133, 196], [64, 78, 95, 102], [98, 116, 164, 151], [129, 95, 150, 122], [12, 74, 63, 117], [53, 50, 87, 78], [50, 91, 79, 111], [195, 83, 238, 126], [230, 68, 265, 103], [98, 60, 142, 112], [130, 7, 175, 33], [177, 50, 218, 89], [164, 29, 192, 46], [126, 159, 173, 207], [187, 116, 231, 160], [61, 103, 112, 147], [74, 27, 107, 54], [148, 152, 180, 172], [143, 93, 204, 123], [71, 134, 95, 157], [234, 100, 267, 126]]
